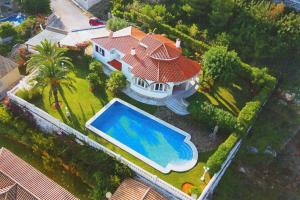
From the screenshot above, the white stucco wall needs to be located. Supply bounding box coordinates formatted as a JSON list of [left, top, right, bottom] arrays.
[[74, 0, 101, 10], [92, 42, 198, 99]]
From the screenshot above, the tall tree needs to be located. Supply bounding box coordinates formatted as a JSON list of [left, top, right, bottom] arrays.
[[209, 0, 234, 33], [189, 0, 211, 25], [27, 40, 74, 109], [17, 0, 50, 15], [202, 46, 241, 83]]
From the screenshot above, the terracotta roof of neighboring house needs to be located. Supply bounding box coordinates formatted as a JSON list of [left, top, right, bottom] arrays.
[[111, 179, 166, 200], [0, 147, 78, 200], [92, 26, 201, 83], [0, 55, 18, 79]]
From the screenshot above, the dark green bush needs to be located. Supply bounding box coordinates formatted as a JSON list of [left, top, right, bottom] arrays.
[[107, 17, 130, 31], [89, 60, 103, 76], [206, 133, 240, 175], [125, 11, 210, 53], [238, 101, 261, 128], [188, 101, 238, 132], [0, 105, 12, 124], [0, 22, 17, 38], [16, 88, 41, 101], [106, 71, 127, 95]]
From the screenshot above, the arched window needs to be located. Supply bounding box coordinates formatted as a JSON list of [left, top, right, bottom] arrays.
[[133, 77, 148, 88], [150, 83, 169, 92]]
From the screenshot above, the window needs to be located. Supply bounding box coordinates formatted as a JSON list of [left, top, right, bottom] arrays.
[[134, 77, 148, 88], [95, 45, 105, 57], [152, 83, 168, 92]]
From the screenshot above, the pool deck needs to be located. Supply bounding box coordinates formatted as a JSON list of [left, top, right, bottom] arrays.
[[85, 98, 198, 174]]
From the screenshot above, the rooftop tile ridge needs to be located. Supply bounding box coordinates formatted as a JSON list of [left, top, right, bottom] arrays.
[[141, 187, 152, 200], [0, 183, 17, 195], [163, 43, 170, 58], [148, 43, 164, 58]]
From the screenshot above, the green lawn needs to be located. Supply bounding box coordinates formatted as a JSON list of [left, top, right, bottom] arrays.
[[20, 53, 213, 192], [188, 79, 251, 116], [0, 134, 90, 199]]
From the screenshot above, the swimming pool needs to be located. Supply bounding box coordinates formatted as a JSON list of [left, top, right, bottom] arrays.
[[0, 14, 26, 26], [86, 99, 198, 173]]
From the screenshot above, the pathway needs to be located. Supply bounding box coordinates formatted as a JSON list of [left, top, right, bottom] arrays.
[[50, 0, 93, 31]]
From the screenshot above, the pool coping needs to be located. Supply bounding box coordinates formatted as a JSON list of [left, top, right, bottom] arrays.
[[85, 98, 198, 174]]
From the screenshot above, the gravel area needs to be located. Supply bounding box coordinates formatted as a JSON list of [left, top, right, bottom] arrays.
[[154, 107, 226, 152]]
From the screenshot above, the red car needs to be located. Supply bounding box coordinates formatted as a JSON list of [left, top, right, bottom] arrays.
[[89, 17, 106, 26]]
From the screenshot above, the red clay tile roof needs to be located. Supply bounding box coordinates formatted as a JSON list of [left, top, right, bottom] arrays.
[[111, 179, 166, 200], [92, 27, 201, 83], [0, 148, 78, 200]]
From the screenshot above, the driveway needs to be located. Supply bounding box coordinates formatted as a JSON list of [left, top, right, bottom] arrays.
[[50, 0, 93, 31]]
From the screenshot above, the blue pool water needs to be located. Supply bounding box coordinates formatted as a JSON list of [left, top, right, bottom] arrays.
[[88, 100, 196, 170], [0, 14, 26, 26]]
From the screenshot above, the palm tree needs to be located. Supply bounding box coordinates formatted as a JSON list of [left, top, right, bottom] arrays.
[[27, 40, 75, 109]]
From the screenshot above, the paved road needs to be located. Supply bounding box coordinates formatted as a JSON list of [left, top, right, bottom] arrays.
[[50, 0, 93, 31]]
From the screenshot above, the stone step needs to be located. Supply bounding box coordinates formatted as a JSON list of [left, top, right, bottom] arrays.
[[165, 97, 189, 115]]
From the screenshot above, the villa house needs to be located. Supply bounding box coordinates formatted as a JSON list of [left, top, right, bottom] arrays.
[[92, 26, 201, 99]]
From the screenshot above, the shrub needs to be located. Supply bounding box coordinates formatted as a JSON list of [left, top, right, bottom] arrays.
[[89, 61, 103, 76], [188, 101, 238, 132], [189, 186, 202, 197], [106, 71, 127, 95], [87, 72, 101, 92], [18, 0, 51, 15], [203, 46, 241, 83], [0, 105, 12, 124], [238, 101, 261, 128], [0, 22, 17, 38], [107, 17, 130, 31], [206, 133, 240, 175], [16, 88, 41, 101], [16, 17, 36, 39]]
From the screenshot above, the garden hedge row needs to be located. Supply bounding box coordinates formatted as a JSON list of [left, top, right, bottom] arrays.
[[188, 101, 238, 133], [206, 133, 240, 174], [123, 11, 210, 53], [206, 66, 277, 176]]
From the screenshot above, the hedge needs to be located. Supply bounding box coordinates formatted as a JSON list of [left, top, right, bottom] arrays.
[[188, 101, 238, 132], [124, 11, 210, 53], [237, 101, 261, 128], [206, 133, 240, 174], [205, 65, 277, 176]]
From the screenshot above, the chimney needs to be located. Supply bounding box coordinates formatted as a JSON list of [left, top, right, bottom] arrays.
[[176, 38, 181, 48], [131, 48, 136, 56], [109, 31, 113, 38]]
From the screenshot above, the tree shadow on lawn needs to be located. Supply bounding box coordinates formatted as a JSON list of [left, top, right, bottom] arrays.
[[189, 78, 252, 116], [57, 86, 83, 131]]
